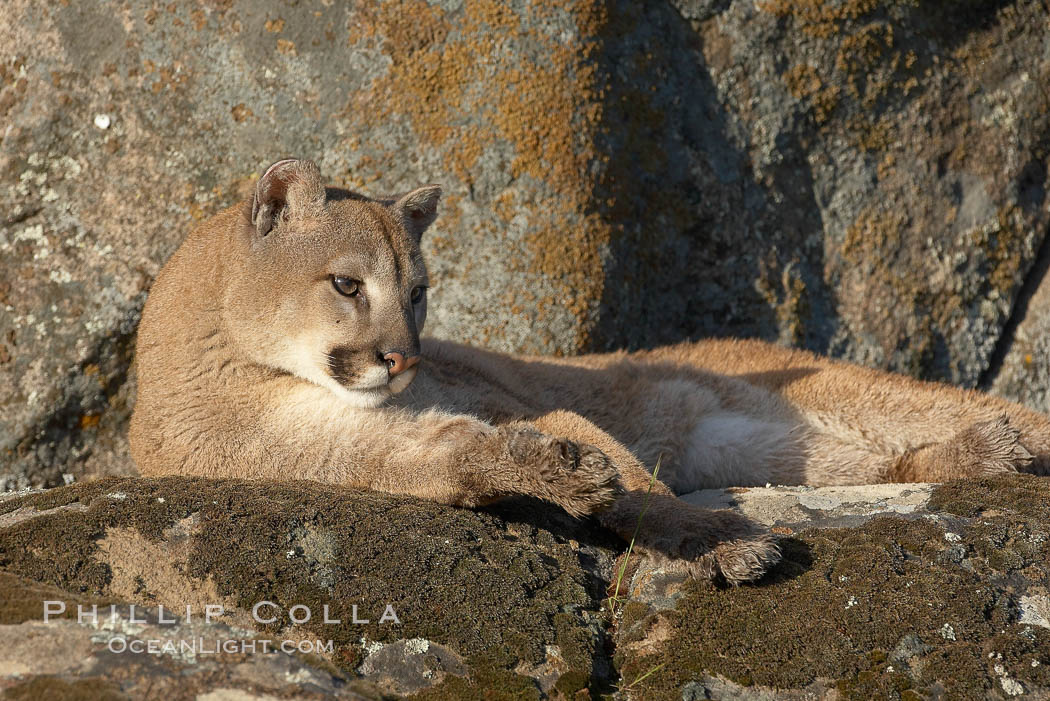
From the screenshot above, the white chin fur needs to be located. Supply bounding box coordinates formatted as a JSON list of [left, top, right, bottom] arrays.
[[387, 366, 417, 394], [321, 367, 418, 409], [280, 345, 418, 409], [339, 367, 415, 408], [341, 386, 393, 409]]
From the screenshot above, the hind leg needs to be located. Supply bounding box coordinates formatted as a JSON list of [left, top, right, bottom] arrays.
[[798, 415, 1035, 486], [678, 338, 1050, 480], [886, 416, 1033, 482]]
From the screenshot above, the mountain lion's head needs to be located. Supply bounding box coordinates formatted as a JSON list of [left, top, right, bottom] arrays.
[[224, 158, 440, 408]]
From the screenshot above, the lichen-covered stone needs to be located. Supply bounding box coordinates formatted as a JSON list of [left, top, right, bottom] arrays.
[[665, 0, 1050, 386], [990, 259, 1050, 414], [614, 474, 1050, 700], [0, 477, 620, 697], [2, 0, 1049, 490]]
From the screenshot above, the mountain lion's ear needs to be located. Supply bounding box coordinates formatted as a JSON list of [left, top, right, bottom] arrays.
[[393, 185, 442, 240], [251, 158, 326, 237]]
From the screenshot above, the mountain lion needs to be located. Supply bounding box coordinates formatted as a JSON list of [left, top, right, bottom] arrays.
[[130, 158, 1050, 585]]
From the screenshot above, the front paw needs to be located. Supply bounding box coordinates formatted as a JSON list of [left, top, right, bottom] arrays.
[[706, 532, 782, 585], [504, 428, 623, 518], [646, 508, 781, 585]]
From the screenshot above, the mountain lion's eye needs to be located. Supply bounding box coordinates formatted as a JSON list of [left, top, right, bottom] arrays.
[[410, 286, 426, 304], [332, 276, 361, 297]]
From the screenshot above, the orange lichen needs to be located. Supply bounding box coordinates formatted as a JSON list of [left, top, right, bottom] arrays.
[[79, 414, 101, 430], [763, 0, 927, 149], [346, 0, 614, 350], [783, 63, 841, 124], [760, 0, 881, 38], [230, 103, 252, 123]]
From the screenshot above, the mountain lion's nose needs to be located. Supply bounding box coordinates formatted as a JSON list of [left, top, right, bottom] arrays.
[[383, 351, 419, 376]]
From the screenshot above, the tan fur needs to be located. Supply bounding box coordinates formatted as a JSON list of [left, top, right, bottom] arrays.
[[131, 159, 1049, 586]]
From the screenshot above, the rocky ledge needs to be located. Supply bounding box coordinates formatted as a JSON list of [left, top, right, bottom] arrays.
[[4, 0, 1050, 492], [2, 474, 1049, 699]]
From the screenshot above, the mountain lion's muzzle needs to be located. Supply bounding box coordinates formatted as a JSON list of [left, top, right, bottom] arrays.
[[383, 351, 420, 377]]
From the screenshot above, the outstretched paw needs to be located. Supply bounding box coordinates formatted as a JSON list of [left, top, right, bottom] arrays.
[[705, 532, 782, 585], [556, 441, 624, 517], [645, 507, 781, 585], [506, 428, 623, 517]]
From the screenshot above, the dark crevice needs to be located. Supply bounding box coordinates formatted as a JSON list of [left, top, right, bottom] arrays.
[[978, 225, 1050, 391], [2, 206, 42, 227]]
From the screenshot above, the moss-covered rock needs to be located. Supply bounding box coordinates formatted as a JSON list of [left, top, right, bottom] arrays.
[[6, 476, 1050, 698], [614, 475, 1050, 700], [0, 477, 620, 698]]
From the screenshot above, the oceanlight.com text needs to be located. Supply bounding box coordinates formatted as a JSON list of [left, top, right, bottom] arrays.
[[105, 636, 335, 656]]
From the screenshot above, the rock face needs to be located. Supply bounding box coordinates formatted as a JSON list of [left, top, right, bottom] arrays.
[[990, 253, 1050, 413], [4, 475, 1050, 699], [1, 1, 1048, 487]]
